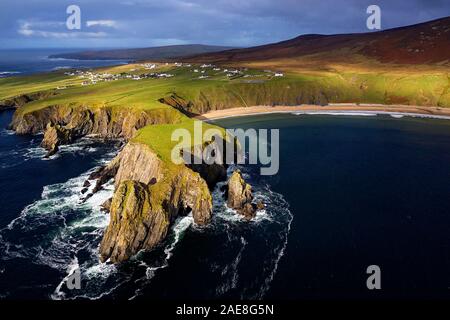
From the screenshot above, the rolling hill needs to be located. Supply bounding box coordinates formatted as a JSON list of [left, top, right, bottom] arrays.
[[48, 44, 236, 61], [183, 16, 450, 66]]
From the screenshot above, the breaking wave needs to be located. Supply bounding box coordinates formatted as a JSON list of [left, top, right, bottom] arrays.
[[209, 166, 293, 299], [0, 136, 108, 169], [292, 110, 450, 120], [0, 71, 21, 78], [0, 138, 292, 300]]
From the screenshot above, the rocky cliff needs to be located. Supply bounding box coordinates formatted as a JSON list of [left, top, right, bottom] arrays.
[[41, 123, 75, 157], [10, 104, 181, 152], [94, 142, 215, 263], [9, 103, 255, 264], [158, 84, 331, 115], [0, 91, 58, 111]]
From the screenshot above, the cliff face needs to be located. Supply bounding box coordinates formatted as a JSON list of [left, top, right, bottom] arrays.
[[158, 84, 331, 115], [41, 123, 75, 157], [97, 142, 214, 263], [10, 105, 181, 155], [0, 91, 58, 111], [11, 105, 180, 138]]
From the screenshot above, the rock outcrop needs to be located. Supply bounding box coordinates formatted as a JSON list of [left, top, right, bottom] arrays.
[[226, 170, 262, 220], [97, 142, 214, 263], [41, 123, 75, 157]]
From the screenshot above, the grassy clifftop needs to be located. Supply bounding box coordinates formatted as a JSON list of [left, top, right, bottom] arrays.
[[2, 62, 449, 118]]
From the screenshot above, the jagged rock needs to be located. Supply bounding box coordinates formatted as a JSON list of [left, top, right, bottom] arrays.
[[99, 142, 214, 263], [188, 163, 227, 189], [227, 170, 253, 208], [256, 200, 265, 210], [241, 203, 256, 219], [100, 181, 159, 263], [41, 123, 75, 157], [227, 170, 258, 220], [185, 135, 229, 188], [100, 198, 112, 213]]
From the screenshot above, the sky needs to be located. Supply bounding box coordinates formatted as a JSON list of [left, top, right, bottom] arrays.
[[0, 0, 449, 49]]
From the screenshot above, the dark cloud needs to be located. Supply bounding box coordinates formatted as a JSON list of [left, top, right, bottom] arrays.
[[0, 0, 448, 48]]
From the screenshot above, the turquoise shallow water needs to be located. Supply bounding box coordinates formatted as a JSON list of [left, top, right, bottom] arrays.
[[0, 110, 450, 299]]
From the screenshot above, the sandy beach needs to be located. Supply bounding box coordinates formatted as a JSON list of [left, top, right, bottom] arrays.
[[195, 104, 450, 120]]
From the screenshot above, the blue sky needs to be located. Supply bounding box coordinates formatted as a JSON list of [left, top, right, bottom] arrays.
[[1, 0, 448, 49]]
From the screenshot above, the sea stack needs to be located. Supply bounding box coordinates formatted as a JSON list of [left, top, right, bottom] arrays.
[[226, 170, 262, 220]]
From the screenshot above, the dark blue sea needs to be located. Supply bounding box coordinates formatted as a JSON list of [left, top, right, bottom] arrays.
[[0, 109, 450, 299], [0, 49, 127, 77]]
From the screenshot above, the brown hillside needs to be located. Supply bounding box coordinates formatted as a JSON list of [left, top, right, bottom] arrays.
[[183, 17, 450, 66]]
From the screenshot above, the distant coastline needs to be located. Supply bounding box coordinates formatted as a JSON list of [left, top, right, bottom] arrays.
[[48, 44, 237, 61], [0, 48, 129, 77]]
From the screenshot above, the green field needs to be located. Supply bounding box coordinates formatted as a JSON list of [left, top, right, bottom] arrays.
[[2, 63, 449, 115]]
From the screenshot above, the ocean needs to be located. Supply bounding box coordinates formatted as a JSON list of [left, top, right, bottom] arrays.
[[0, 49, 127, 77], [0, 108, 450, 299]]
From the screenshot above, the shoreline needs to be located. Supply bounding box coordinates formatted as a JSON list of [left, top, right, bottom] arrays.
[[195, 105, 450, 121]]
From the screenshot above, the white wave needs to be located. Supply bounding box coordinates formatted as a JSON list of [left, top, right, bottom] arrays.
[[23, 146, 48, 160], [51, 257, 80, 300], [1, 144, 292, 300], [294, 111, 377, 117], [129, 214, 195, 300], [385, 112, 450, 120], [0, 129, 15, 136], [209, 165, 293, 299], [293, 110, 450, 120], [212, 176, 272, 225], [162, 214, 194, 263], [0, 71, 21, 75], [165, 214, 194, 260], [216, 237, 247, 296], [1, 137, 106, 169], [52, 66, 71, 70], [0, 146, 120, 299], [254, 187, 293, 299]]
